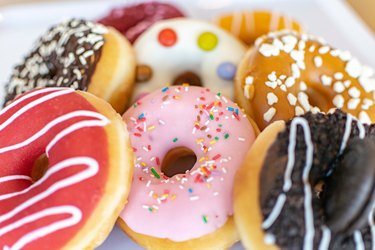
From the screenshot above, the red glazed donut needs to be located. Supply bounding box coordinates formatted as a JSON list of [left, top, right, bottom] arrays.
[[0, 88, 133, 249]]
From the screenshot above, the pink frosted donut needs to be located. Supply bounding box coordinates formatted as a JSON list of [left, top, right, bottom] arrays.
[[119, 86, 256, 249]]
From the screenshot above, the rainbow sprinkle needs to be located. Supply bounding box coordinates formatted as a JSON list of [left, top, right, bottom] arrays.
[[202, 215, 208, 223], [173, 138, 178, 143], [151, 168, 160, 179], [162, 87, 169, 92]]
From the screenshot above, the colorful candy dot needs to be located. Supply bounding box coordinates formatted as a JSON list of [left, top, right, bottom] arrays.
[[188, 188, 193, 193], [173, 138, 178, 142], [158, 28, 177, 47], [224, 133, 229, 139], [217, 62, 236, 81], [202, 215, 208, 223], [197, 32, 218, 51]]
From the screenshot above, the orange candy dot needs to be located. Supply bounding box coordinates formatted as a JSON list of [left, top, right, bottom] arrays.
[[158, 28, 177, 47]]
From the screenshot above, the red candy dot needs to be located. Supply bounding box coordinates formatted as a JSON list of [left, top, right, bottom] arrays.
[[158, 28, 177, 47]]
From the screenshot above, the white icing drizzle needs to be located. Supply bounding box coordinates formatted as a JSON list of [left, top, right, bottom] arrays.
[[270, 12, 280, 31], [0, 175, 32, 184], [318, 226, 331, 250], [340, 114, 353, 153], [0, 157, 98, 249], [262, 194, 286, 230], [354, 230, 365, 250], [356, 120, 366, 139], [231, 12, 242, 37], [2, 206, 81, 250]]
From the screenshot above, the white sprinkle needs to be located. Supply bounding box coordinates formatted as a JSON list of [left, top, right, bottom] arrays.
[[259, 43, 280, 57], [287, 93, 297, 106], [361, 65, 374, 77], [298, 92, 311, 111], [359, 111, 371, 124], [321, 75, 332, 86], [267, 92, 279, 105], [348, 87, 361, 98], [333, 81, 345, 93], [343, 80, 351, 88], [213, 192, 219, 196], [333, 95, 344, 108], [359, 76, 375, 92], [264, 233, 276, 245], [295, 106, 304, 116], [158, 119, 165, 125], [263, 107, 276, 122], [292, 63, 301, 78], [244, 85, 251, 99], [311, 107, 321, 114], [238, 137, 246, 141], [279, 75, 287, 80], [318, 46, 330, 54], [282, 35, 297, 53], [82, 50, 94, 58], [347, 98, 360, 110], [314, 56, 323, 68], [291, 50, 304, 62], [362, 98, 374, 110], [265, 81, 277, 89], [330, 49, 340, 57], [334, 72, 344, 80], [300, 81, 308, 91], [298, 40, 306, 50], [79, 56, 87, 65], [268, 71, 277, 81], [339, 50, 352, 61], [280, 85, 287, 92], [245, 76, 254, 85], [309, 45, 316, 53], [273, 38, 284, 50], [346, 58, 362, 78], [284, 77, 295, 88]]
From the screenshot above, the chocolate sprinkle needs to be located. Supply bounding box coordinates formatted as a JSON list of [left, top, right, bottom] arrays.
[[260, 110, 375, 249], [4, 18, 107, 106]]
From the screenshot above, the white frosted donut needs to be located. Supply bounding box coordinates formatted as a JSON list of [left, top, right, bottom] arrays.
[[132, 18, 246, 102]]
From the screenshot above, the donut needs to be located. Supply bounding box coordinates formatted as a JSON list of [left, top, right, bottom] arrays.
[[4, 18, 136, 113], [132, 18, 247, 102], [234, 109, 375, 249], [98, 1, 185, 43], [215, 11, 304, 46], [0, 87, 133, 249], [235, 30, 375, 130], [118, 86, 256, 249]]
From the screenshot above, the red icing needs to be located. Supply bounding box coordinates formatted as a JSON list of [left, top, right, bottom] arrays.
[[0, 88, 108, 249], [158, 28, 177, 47], [98, 1, 185, 43]]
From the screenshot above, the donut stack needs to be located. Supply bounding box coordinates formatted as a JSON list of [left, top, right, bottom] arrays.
[[1, 1, 375, 250]]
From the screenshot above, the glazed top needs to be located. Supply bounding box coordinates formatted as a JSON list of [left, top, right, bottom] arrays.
[[121, 86, 255, 241], [4, 19, 107, 105], [240, 30, 375, 130]]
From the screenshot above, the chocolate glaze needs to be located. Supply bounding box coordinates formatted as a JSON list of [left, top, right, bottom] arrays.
[[4, 19, 106, 106], [260, 110, 374, 249]]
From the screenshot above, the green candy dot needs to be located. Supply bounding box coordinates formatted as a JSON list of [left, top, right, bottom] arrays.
[[198, 32, 218, 51]]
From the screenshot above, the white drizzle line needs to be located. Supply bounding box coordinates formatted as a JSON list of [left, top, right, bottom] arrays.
[[1, 206, 81, 250], [340, 114, 353, 153], [318, 226, 331, 250], [262, 194, 286, 230], [231, 12, 242, 37], [369, 204, 375, 250], [0, 111, 108, 155], [356, 120, 366, 139], [0, 175, 32, 184], [269, 12, 280, 31], [283, 118, 313, 192], [0, 88, 70, 116], [0, 157, 98, 249], [46, 111, 109, 155], [0, 88, 73, 132], [354, 230, 365, 250]]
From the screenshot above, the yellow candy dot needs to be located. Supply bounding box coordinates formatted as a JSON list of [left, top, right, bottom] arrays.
[[198, 32, 218, 51]]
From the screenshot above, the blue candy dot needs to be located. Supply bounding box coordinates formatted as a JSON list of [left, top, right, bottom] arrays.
[[217, 62, 236, 81]]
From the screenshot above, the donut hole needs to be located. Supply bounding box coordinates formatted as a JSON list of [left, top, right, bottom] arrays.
[[161, 147, 197, 177], [172, 71, 202, 87], [31, 153, 49, 183], [304, 84, 332, 112]]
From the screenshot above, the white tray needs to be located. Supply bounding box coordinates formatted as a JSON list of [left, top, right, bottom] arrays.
[[0, 0, 375, 249]]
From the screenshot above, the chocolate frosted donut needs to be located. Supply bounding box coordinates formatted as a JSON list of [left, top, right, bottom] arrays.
[[5, 18, 136, 113], [234, 110, 375, 250]]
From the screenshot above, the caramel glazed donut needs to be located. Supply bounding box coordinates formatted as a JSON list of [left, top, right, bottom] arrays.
[[235, 110, 375, 250], [4, 18, 136, 113], [235, 30, 375, 130], [0, 88, 133, 249]]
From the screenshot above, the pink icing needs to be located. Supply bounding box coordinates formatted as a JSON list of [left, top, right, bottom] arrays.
[[120, 86, 255, 241]]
